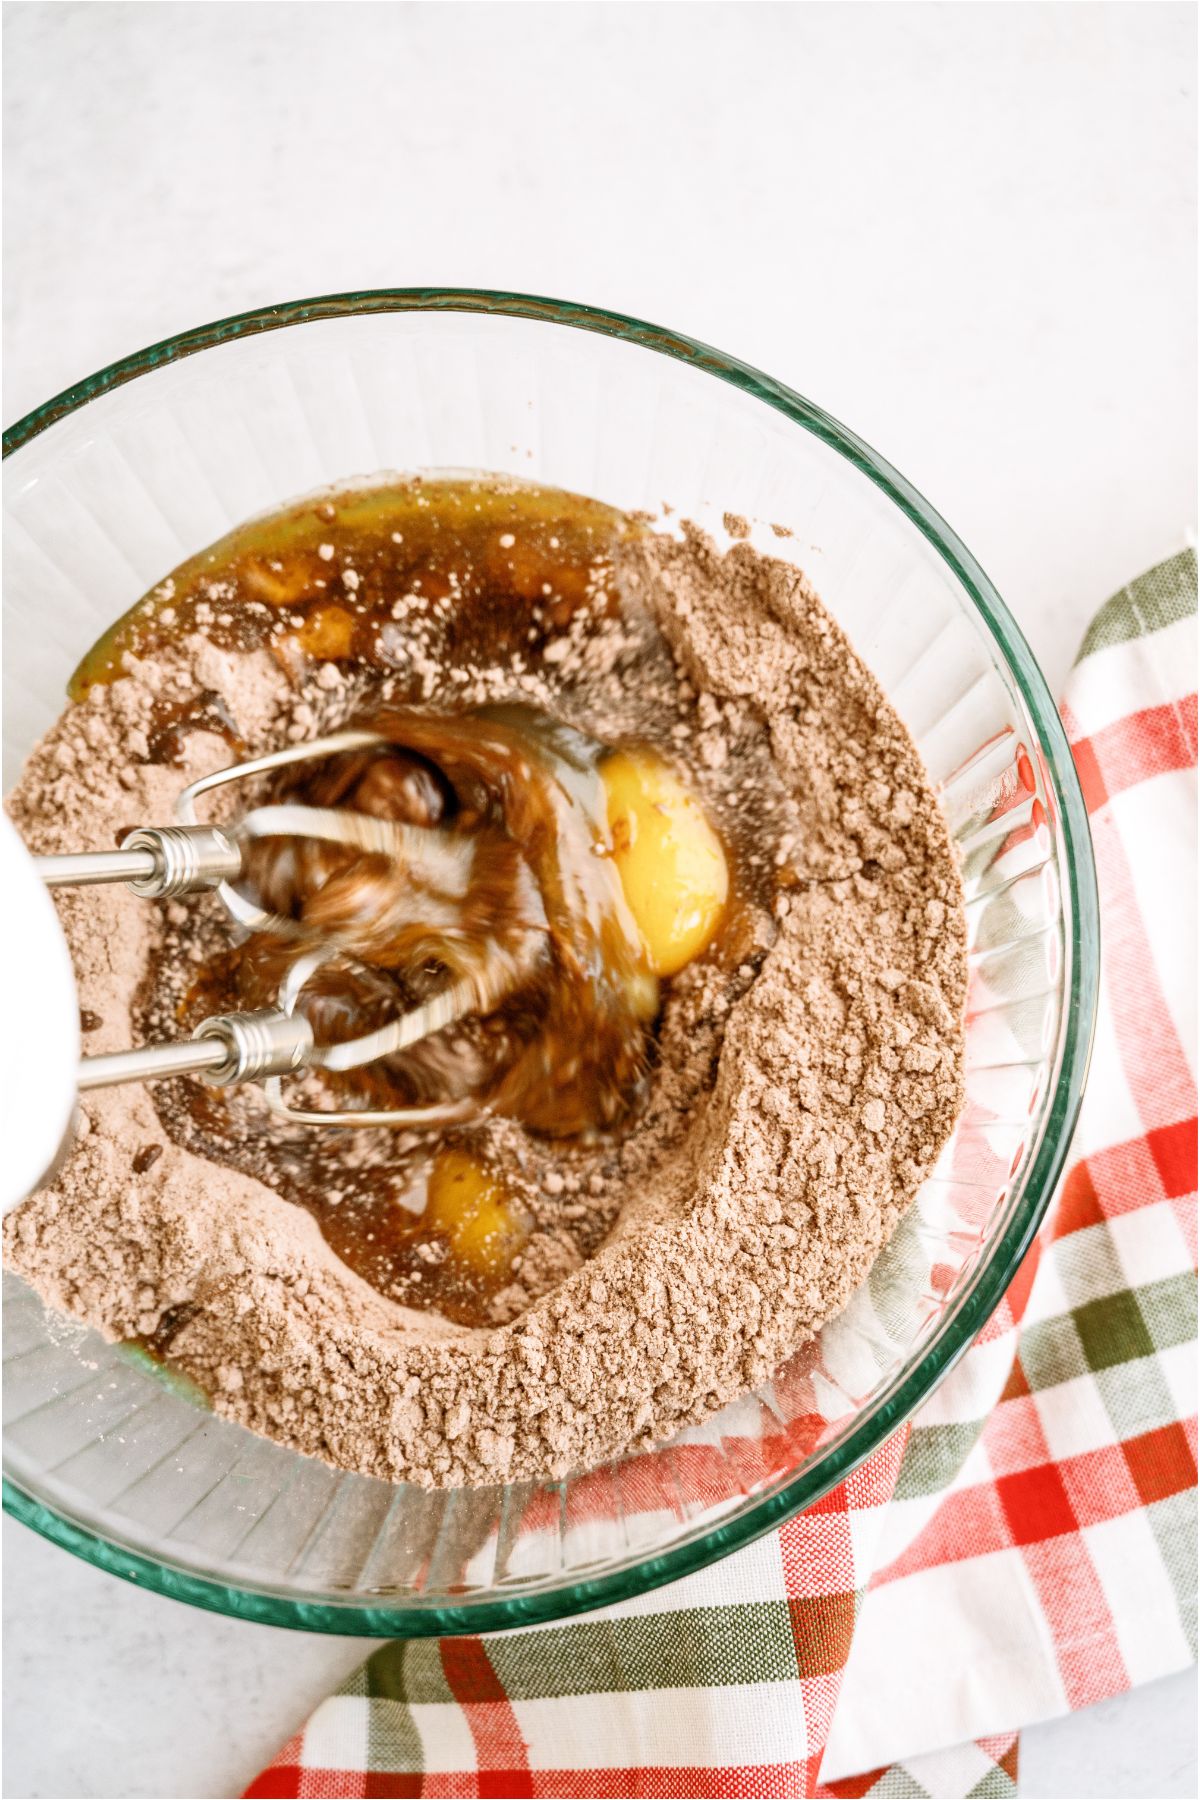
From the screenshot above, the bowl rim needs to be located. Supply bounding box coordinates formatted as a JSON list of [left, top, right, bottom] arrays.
[[2, 286, 1100, 1636]]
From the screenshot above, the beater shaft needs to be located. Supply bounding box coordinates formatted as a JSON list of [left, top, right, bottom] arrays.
[[78, 1035, 231, 1091], [37, 846, 160, 889], [36, 825, 241, 898], [78, 1007, 315, 1094]]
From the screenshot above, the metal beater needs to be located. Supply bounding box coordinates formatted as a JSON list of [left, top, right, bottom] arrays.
[[31, 731, 500, 1131]]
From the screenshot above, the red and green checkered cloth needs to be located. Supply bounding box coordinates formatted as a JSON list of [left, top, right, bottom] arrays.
[[248, 549, 1196, 1800]]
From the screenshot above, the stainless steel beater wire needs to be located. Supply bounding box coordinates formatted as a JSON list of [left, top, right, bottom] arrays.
[[266, 950, 482, 1116], [262, 1084, 478, 1129], [173, 729, 393, 934], [275, 947, 483, 1073], [318, 976, 482, 1072], [174, 729, 390, 820], [235, 804, 473, 895]]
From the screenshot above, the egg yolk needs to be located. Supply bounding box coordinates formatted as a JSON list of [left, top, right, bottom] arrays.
[[424, 1148, 528, 1279], [600, 750, 729, 977]]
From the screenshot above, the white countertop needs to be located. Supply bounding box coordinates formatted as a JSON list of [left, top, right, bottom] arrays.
[[3, 5, 1195, 1796]]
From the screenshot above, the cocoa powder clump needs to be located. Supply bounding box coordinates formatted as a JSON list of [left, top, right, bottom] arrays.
[[4, 524, 966, 1487]]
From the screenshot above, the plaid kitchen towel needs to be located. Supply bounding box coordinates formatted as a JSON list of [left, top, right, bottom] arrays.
[[247, 550, 1197, 1800]]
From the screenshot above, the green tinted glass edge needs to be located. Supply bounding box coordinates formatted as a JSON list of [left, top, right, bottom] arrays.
[[3, 287, 1100, 1636]]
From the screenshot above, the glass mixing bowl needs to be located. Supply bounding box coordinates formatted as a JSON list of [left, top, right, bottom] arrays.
[[2, 291, 1098, 1635]]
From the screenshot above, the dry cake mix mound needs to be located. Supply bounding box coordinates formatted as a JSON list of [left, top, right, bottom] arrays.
[[4, 479, 966, 1487]]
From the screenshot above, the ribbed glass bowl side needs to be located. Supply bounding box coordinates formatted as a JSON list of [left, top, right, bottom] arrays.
[[2, 292, 1099, 1634]]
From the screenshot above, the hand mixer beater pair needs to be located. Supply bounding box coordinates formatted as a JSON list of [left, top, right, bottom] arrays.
[[5, 729, 508, 1212]]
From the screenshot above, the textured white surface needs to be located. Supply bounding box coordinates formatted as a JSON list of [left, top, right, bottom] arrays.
[[3, 4, 1195, 1798], [3, 1516, 1197, 1800]]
